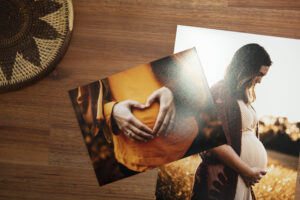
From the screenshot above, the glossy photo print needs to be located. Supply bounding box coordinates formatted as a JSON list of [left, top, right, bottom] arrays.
[[155, 26, 300, 200], [69, 48, 227, 186]]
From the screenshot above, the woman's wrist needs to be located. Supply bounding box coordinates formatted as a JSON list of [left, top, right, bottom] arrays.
[[239, 164, 253, 178], [111, 102, 120, 135]]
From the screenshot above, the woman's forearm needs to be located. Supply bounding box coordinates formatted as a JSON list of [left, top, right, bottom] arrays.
[[212, 144, 252, 177]]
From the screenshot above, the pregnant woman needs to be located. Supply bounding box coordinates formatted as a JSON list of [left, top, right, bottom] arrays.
[[191, 43, 272, 200]]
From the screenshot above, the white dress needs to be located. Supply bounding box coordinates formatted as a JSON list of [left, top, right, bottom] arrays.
[[234, 100, 268, 200]]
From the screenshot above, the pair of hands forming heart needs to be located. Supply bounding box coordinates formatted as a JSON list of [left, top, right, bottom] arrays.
[[112, 87, 176, 142]]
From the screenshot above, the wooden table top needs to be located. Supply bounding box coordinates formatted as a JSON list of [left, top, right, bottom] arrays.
[[0, 0, 299, 199]]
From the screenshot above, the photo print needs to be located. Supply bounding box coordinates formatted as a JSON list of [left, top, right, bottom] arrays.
[[69, 48, 227, 186], [156, 26, 300, 200]]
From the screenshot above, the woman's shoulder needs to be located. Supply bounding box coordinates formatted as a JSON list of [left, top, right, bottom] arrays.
[[210, 80, 229, 98]]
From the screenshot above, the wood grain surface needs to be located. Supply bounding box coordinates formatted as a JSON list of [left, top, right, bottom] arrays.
[[0, 0, 299, 199]]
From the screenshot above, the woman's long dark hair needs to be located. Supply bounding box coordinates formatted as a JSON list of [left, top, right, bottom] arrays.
[[224, 43, 272, 103]]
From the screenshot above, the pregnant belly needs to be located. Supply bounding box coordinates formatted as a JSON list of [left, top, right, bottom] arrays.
[[112, 101, 198, 172], [240, 131, 268, 169]]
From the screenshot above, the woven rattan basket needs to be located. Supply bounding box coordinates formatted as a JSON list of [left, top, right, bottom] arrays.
[[0, 0, 74, 93]]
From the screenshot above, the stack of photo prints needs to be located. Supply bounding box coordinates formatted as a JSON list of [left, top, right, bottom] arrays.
[[69, 26, 299, 200]]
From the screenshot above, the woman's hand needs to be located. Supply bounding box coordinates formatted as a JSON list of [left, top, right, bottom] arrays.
[[112, 100, 154, 142], [242, 167, 267, 187], [145, 87, 176, 136], [212, 145, 267, 187]]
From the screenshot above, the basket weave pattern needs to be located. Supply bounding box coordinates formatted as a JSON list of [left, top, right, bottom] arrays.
[[0, 0, 73, 92]]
